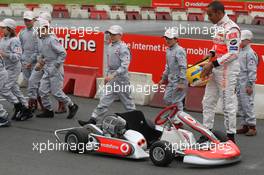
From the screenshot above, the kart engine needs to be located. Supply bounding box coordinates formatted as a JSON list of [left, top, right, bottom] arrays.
[[102, 115, 127, 137]]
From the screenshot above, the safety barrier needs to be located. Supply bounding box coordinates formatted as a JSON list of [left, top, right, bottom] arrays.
[[172, 11, 187, 21], [95, 5, 111, 12], [109, 11, 126, 20], [126, 11, 141, 20], [148, 86, 166, 108], [185, 86, 205, 112], [52, 9, 70, 18], [94, 72, 154, 106], [141, 10, 156, 20], [90, 10, 109, 20], [70, 9, 89, 19], [129, 72, 154, 106], [63, 65, 99, 98], [237, 15, 253, 24], [0, 7, 12, 16], [215, 85, 264, 119], [0, 3, 263, 24]]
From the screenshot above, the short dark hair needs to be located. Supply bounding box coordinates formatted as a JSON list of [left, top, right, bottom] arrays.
[[208, 1, 225, 13]]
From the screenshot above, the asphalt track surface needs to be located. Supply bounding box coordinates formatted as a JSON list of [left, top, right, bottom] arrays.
[[0, 94, 264, 175]]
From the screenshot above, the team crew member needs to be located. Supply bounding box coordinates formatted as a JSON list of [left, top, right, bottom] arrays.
[[78, 25, 136, 125], [28, 12, 66, 113], [19, 11, 39, 111], [19, 11, 38, 81], [236, 30, 258, 136], [199, 1, 241, 143], [0, 19, 33, 121], [0, 48, 10, 127], [159, 28, 187, 111], [35, 19, 78, 119]]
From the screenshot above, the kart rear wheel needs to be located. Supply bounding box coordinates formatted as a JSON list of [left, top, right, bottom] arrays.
[[149, 141, 174, 167], [212, 130, 228, 142], [65, 128, 90, 154]]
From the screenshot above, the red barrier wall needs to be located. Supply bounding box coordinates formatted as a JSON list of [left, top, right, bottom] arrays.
[[123, 34, 264, 84], [14, 27, 264, 85]]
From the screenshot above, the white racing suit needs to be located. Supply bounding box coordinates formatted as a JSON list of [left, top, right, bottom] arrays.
[[202, 15, 241, 134], [237, 45, 258, 126]]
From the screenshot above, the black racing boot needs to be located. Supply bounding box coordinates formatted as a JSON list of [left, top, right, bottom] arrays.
[[19, 108, 34, 121], [67, 104, 78, 119], [227, 134, 236, 143], [0, 117, 11, 127], [36, 109, 54, 118], [11, 103, 23, 120], [78, 118, 97, 126]]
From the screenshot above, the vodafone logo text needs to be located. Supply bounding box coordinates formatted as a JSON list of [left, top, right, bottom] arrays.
[[185, 2, 209, 8], [58, 34, 96, 52], [248, 3, 264, 10]]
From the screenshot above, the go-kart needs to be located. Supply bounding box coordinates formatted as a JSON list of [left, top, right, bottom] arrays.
[[54, 114, 149, 159], [147, 105, 241, 167], [54, 104, 241, 166]]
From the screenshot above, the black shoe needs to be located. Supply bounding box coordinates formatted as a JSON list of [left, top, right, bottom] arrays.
[[0, 118, 11, 127], [78, 118, 96, 126], [11, 103, 23, 120], [227, 134, 236, 143], [197, 135, 209, 143], [67, 104, 78, 119], [19, 108, 34, 121], [36, 109, 54, 118]]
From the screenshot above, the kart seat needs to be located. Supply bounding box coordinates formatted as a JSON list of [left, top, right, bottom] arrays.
[[116, 110, 162, 147]]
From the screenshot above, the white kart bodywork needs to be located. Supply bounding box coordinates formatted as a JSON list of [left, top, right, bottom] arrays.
[[54, 124, 149, 159]]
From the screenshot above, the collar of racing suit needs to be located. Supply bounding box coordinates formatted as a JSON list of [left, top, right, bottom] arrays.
[[217, 14, 229, 26], [241, 44, 251, 51], [169, 43, 178, 50], [111, 40, 121, 46]]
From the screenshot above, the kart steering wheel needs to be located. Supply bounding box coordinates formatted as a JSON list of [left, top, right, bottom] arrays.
[[155, 104, 179, 125]]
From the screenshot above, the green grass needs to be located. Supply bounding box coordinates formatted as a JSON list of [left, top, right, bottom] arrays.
[[0, 0, 152, 6]]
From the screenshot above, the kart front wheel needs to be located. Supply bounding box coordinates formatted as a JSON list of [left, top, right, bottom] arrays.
[[65, 128, 89, 153], [149, 141, 174, 167]]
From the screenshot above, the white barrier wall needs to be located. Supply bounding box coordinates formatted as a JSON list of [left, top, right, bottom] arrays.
[[94, 72, 155, 106]]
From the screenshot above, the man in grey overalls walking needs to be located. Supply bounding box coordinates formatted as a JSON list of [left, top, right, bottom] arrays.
[[35, 19, 78, 119], [78, 25, 136, 125], [236, 30, 258, 136]]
